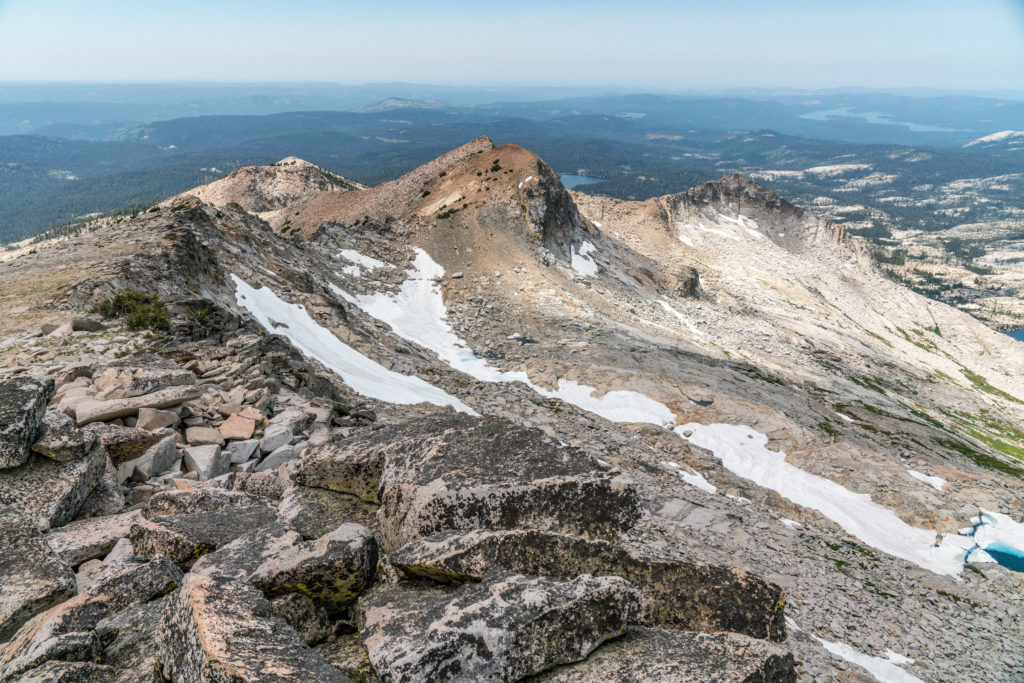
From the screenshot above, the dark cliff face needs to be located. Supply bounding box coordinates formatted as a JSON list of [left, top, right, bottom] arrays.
[[522, 158, 591, 262]]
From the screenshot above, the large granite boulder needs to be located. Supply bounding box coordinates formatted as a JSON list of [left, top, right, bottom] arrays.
[[91, 354, 195, 399], [359, 570, 641, 682], [16, 660, 115, 682], [276, 484, 379, 540], [74, 385, 202, 426], [158, 573, 349, 682], [533, 628, 797, 682], [44, 510, 144, 566], [192, 521, 377, 618], [293, 415, 642, 552], [0, 594, 109, 682], [390, 529, 786, 641], [0, 441, 108, 531], [94, 598, 166, 683], [81, 423, 161, 465], [0, 376, 54, 469], [31, 412, 96, 463], [84, 556, 182, 611], [0, 513, 76, 642]]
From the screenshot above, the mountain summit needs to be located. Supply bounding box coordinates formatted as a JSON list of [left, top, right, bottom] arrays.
[[1, 139, 1023, 681]]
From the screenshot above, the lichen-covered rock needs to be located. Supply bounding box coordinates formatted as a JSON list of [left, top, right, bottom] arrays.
[[390, 530, 786, 642], [44, 510, 144, 566], [30, 412, 96, 463], [0, 376, 54, 469], [0, 594, 109, 682], [315, 635, 377, 682], [532, 628, 797, 682], [0, 441, 107, 532], [82, 423, 162, 465], [85, 556, 182, 610], [269, 593, 332, 646], [294, 415, 642, 552], [92, 354, 195, 399], [94, 597, 166, 683], [16, 660, 116, 682], [359, 570, 641, 682], [158, 573, 350, 682], [72, 458, 124, 520], [198, 469, 287, 501], [193, 521, 377, 617], [277, 485, 379, 540], [0, 513, 76, 642], [140, 487, 269, 518], [129, 504, 278, 569]]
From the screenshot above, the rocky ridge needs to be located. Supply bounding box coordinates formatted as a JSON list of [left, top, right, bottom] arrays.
[[0, 137, 1022, 681]]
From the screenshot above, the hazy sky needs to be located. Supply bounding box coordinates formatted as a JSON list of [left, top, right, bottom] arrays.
[[1, 0, 1022, 90]]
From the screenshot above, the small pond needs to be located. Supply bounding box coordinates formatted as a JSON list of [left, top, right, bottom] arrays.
[[559, 174, 606, 189], [1008, 328, 1024, 342]]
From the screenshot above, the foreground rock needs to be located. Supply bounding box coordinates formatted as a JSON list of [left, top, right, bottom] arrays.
[[130, 505, 277, 569], [44, 510, 144, 566], [294, 415, 642, 552], [0, 514, 75, 642], [391, 529, 786, 641], [0, 594, 109, 682], [159, 573, 348, 682], [533, 628, 797, 682], [0, 376, 54, 469], [94, 598, 165, 683], [193, 521, 377, 617], [74, 385, 202, 426], [360, 571, 642, 682], [0, 441, 108, 531], [30, 412, 96, 463], [91, 354, 195, 399]]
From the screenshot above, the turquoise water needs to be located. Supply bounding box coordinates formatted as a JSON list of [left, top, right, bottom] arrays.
[[798, 108, 957, 133], [559, 174, 606, 189], [1008, 328, 1024, 342], [986, 544, 1024, 572]]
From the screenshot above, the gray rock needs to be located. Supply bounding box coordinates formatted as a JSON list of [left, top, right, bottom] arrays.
[[270, 407, 317, 434], [30, 411, 96, 463], [140, 487, 270, 518], [92, 354, 194, 399], [294, 415, 642, 552], [0, 376, 54, 469], [74, 560, 108, 595], [533, 628, 797, 682], [183, 444, 228, 480], [17, 660, 116, 682], [225, 438, 259, 464], [0, 594, 108, 682], [82, 423, 162, 465], [390, 529, 787, 641], [102, 538, 134, 563], [255, 443, 300, 472], [315, 635, 376, 683], [158, 573, 349, 682], [260, 424, 293, 453], [0, 441, 107, 531], [0, 513, 76, 642], [197, 469, 287, 501], [193, 521, 377, 617], [74, 385, 202, 426], [44, 510, 144, 566], [360, 570, 642, 682], [185, 426, 225, 447], [124, 435, 178, 483], [94, 598, 166, 683], [135, 407, 178, 431], [72, 458, 124, 520], [70, 318, 106, 333], [269, 593, 333, 646], [85, 555, 182, 610], [130, 505, 277, 569], [277, 485, 379, 540]]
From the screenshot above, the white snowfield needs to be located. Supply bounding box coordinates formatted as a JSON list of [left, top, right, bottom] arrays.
[[972, 509, 1024, 561], [908, 470, 947, 492], [676, 423, 967, 576], [329, 249, 1023, 576], [332, 249, 672, 427], [570, 240, 598, 276], [786, 618, 922, 683], [230, 274, 475, 415], [338, 248, 392, 277]]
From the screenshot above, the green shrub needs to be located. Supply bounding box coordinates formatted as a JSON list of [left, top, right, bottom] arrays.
[[96, 289, 170, 330]]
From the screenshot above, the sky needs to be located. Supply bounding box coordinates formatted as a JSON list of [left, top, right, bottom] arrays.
[[1, 0, 1023, 90]]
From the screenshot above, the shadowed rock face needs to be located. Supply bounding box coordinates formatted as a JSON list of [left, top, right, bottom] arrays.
[[0, 376, 54, 469], [522, 158, 590, 261], [390, 529, 786, 642], [293, 414, 642, 552], [159, 573, 349, 682], [533, 627, 797, 683], [360, 570, 642, 683]]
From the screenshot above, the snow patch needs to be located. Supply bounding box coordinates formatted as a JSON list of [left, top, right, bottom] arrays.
[[675, 423, 965, 576], [231, 274, 474, 414], [908, 470, 946, 492], [814, 637, 923, 683], [971, 509, 1024, 564], [835, 412, 855, 423], [657, 299, 704, 337], [571, 241, 599, 277], [660, 461, 717, 493], [338, 249, 391, 277]]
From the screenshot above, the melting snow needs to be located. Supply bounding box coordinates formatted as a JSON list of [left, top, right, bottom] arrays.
[[678, 234, 694, 248], [570, 241, 599, 277], [660, 461, 717, 493], [676, 423, 965, 576], [338, 249, 391, 277], [970, 509, 1024, 567], [231, 274, 475, 414], [835, 412, 855, 422], [657, 299, 704, 337], [787, 618, 921, 683], [908, 470, 946, 491]]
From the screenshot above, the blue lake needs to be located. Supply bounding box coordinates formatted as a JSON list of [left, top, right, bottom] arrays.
[[559, 174, 606, 189], [1008, 328, 1024, 342], [798, 108, 957, 133]]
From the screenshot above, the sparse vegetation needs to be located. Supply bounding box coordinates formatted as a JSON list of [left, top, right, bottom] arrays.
[[95, 289, 170, 330]]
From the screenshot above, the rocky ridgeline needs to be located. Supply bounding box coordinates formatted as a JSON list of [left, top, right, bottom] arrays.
[[0, 317, 796, 681]]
